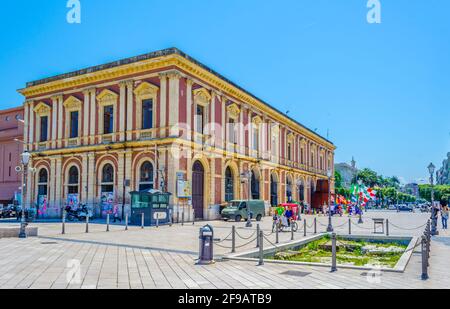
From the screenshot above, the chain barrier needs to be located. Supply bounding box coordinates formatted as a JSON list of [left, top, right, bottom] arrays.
[[350, 220, 374, 230], [234, 236, 259, 249], [235, 229, 257, 240], [213, 231, 233, 244], [388, 222, 428, 231]]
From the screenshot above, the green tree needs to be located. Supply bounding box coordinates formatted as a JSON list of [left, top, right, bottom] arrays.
[[353, 168, 379, 187], [334, 171, 343, 189]]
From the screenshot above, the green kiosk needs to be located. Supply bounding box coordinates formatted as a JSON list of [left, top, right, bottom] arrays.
[[130, 189, 172, 226]]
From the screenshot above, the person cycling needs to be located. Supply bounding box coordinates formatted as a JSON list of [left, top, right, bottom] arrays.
[[285, 207, 293, 227]]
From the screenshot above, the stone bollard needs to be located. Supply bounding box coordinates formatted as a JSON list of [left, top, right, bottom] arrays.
[[232, 226, 236, 253], [314, 217, 317, 234], [331, 233, 337, 272], [182, 211, 185, 226], [258, 230, 264, 266], [386, 219, 389, 236], [85, 215, 89, 234], [141, 213, 145, 229], [193, 210, 195, 226], [257, 224, 261, 248], [106, 214, 110, 232], [421, 236, 429, 280], [125, 214, 129, 231], [156, 215, 160, 229], [62, 210, 66, 235]]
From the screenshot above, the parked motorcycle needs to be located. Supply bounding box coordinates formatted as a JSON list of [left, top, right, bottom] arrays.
[[65, 204, 93, 221]]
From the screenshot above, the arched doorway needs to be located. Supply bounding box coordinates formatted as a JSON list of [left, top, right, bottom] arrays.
[[310, 180, 316, 209], [67, 166, 80, 209], [225, 167, 234, 202], [251, 170, 260, 200], [192, 161, 205, 219], [37, 168, 49, 218], [297, 180, 305, 202], [270, 173, 278, 206]]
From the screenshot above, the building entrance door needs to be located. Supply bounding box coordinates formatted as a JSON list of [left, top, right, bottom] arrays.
[[192, 161, 205, 219]]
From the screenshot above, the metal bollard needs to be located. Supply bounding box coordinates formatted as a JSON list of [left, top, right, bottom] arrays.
[[386, 219, 389, 236], [85, 215, 89, 234], [304, 219, 307, 237], [291, 223, 294, 241], [257, 224, 261, 248], [156, 216, 160, 229], [193, 210, 195, 226], [258, 230, 264, 266], [106, 214, 110, 232], [421, 236, 429, 280], [62, 210, 66, 235], [182, 211, 185, 226], [169, 209, 173, 227], [348, 218, 351, 235], [314, 217, 317, 234], [232, 226, 236, 253], [141, 213, 145, 229], [125, 214, 129, 231], [176, 209, 179, 224], [331, 233, 337, 272], [275, 226, 279, 244]]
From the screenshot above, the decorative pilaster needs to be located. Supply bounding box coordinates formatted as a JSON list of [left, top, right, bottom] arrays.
[[49, 158, 56, 208], [89, 88, 96, 144], [56, 95, 63, 148], [81, 153, 88, 204], [25, 158, 33, 207], [83, 89, 90, 145], [168, 71, 181, 137], [23, 101, 30, 148], [126, 80, 134, 140], [186, 78, 194, 141], [29, 101, 35, 148], [124, 151, 133, 205], [50, 96, 58, 149], [54, 156, 63, 210], [117, 151, 125, 204], [119, 81, 126, 141], [159, 73, 167, 135], [87, 152, 96, 206]]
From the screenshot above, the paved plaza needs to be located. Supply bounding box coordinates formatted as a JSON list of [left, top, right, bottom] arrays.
[[0, 211, 449, 289]]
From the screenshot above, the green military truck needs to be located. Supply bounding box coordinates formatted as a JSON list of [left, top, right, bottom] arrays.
[[221, 200, 265, 222]]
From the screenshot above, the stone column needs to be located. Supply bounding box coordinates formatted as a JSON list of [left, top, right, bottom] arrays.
[[89, 89, 96, 144], [117, 151, 125, 205], [124, 151, 133, 206], [25, 158, 33, 207], [221, 96, 226, 149], [168, 71, 180, 137], [167, 146, 179, 205], [83, 89, 90, 145], [118, 81, 126, 141], [54, 156, 63, 211], [29, 101, 35, 148], [126, 81, 134, 141], [87, 152, 96, 208], [49, 158, 56, 208], [81, 153, 88, 204], [23, 101, 30, 148], [210, 91, 216, 147]]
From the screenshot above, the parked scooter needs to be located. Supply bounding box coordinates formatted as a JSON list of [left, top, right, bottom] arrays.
[[65, 204, 93, 221]]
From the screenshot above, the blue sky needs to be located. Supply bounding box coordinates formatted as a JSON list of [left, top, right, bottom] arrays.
[[0, 0, 449, 184]]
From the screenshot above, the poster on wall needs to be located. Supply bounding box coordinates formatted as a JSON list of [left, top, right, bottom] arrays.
[[177, 180, 191, 198], [101, 192, 114, 215], [37, 195, 48, 217], [67, 194, 80, 210]]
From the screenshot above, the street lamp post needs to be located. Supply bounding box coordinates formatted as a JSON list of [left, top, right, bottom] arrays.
[[428, 163, 438, 236], [357, 179, 364, 224], [241, 171, 253, 228], [326, 169, 333, 232], [18, 151, 31, 239]]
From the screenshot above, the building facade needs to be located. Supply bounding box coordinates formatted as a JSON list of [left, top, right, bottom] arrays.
[[0, 107, 24, 205], [19, 48, 336, 219], [437, 153, 450, 185]]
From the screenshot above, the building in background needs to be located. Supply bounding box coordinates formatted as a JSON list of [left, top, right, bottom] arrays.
[[436, 153, 450, 185], [18, 48, 335, 219], [0, 106, 24, 206], [335, 157, 358, 189], [402, 183, 420, 198]]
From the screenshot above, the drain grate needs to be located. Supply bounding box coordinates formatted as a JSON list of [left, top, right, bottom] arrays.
[[280, 271, 311, 277], [41, 242, 58, 245]]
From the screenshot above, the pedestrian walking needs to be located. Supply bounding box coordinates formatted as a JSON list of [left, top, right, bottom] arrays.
[[113, 204, 122, 223], [441, 201, 449, 230]]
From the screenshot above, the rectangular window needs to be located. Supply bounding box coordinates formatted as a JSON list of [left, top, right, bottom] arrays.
[[287, 143, 292, 161], [103, 105, 114, 134], [228, 118, 235, 143], [300, 147, 304, 164], [40, 116, 48, 142], [142, 99, 153, 130], [253, 128, 259, 151], [196, 106, 204, 134], [70, 111, 79, 138]]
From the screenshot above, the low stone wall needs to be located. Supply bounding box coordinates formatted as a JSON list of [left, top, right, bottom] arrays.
[[0, 226, 38, 238]]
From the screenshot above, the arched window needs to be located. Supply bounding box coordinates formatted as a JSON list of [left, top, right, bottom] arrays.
[[225, 167, 234, 202], [68, 166, 79, 194], [101, 164, 114, 193], [139, 162, 154, 191], [38, 169, 48, 197], [286, 178, 293, 202], [251, 171, 260, 200]]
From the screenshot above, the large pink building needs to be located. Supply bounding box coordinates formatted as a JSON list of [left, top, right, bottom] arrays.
[[0, 106, 24, 205]]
